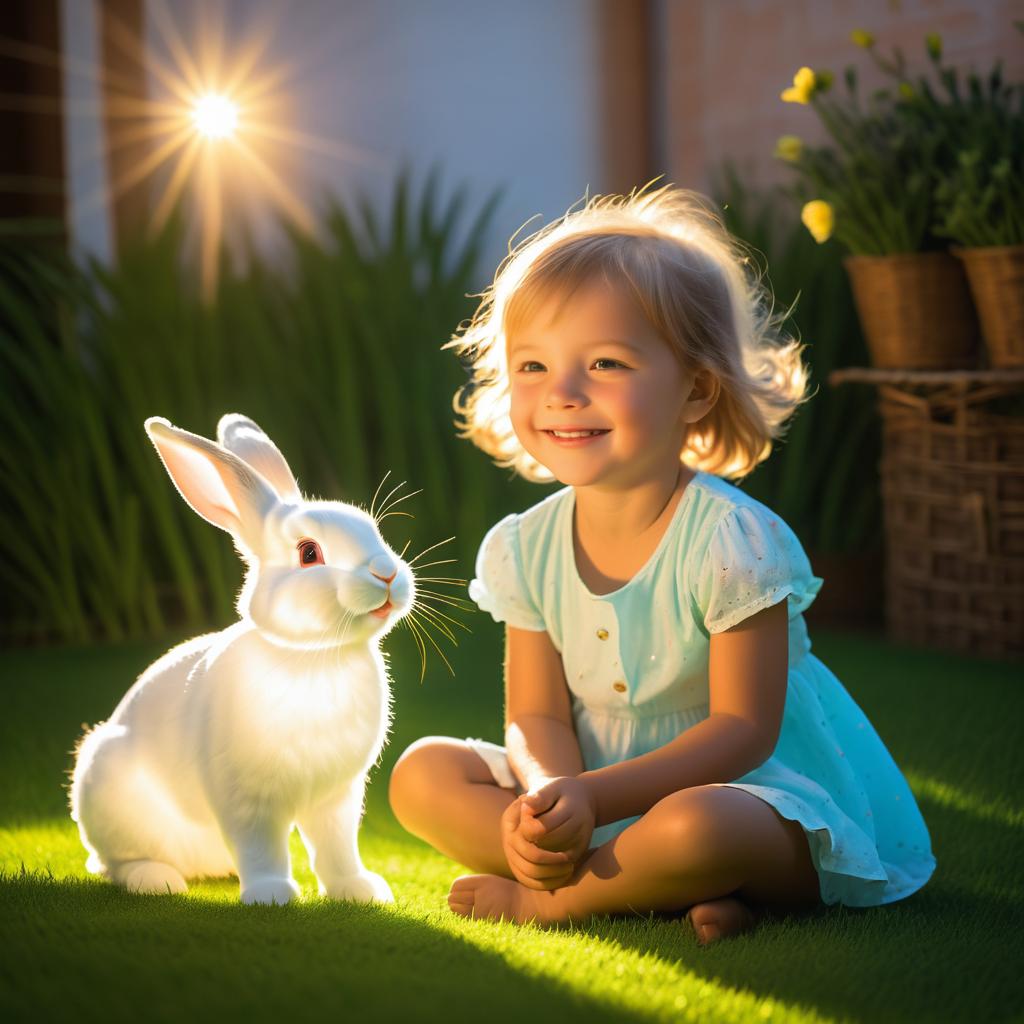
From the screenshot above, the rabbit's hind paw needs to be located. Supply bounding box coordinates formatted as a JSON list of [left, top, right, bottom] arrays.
[[322, 870, 394, 905], [113, 860, 188, 895]]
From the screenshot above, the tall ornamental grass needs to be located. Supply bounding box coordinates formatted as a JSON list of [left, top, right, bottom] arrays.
[[0, 172, 541, 646]]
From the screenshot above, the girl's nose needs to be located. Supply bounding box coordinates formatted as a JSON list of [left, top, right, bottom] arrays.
[[545, 373, 588, 409]]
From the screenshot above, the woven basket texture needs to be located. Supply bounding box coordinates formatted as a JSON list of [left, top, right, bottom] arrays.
[[877, 380, 1024, 658], [954, 246, 1024, 368], [845, 252, 980, 369]]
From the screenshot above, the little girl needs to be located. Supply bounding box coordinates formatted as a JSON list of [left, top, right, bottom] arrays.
[[388, 185, 935, 944]]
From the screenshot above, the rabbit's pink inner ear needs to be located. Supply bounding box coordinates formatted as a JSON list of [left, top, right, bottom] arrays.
[[232, 443, 299, 502], [156, 440, 245, 537]]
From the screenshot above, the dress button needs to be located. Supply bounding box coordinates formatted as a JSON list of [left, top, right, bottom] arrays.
[[596, 629, 609, 640], [612, 681, 627, 693]]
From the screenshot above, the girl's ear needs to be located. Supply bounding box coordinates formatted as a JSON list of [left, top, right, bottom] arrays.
[[215, 413, 300, 502], [682, 369, 720, 423], [145, 416, 279, 554]]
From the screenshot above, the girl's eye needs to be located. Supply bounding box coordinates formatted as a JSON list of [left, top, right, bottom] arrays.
[[297, 539, 324, 566], [593, 358, 626, 370], [518, 361, 546, 373]]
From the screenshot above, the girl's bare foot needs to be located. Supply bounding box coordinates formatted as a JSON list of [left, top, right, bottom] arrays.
[[686, 896, 760, 946], [446, 875, 766, 942], [448, 873, 561, 925]]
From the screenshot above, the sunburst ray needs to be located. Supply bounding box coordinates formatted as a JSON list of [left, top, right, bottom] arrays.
[[228, 136, 316, 234], [21, 0, 391, 299]]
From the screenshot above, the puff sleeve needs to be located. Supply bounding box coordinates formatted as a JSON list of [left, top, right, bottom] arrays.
[[692, 506, 824, 634], [468, 514, 547, 631]]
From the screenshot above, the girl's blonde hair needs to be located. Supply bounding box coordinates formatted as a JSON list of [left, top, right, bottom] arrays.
[[444, 183, 812, 483]]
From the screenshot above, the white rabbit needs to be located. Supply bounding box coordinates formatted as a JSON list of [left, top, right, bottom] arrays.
[[70, 414, 415, 905]]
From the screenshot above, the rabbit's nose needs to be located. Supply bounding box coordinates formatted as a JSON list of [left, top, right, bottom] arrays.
[[369, 556, 397, 584]]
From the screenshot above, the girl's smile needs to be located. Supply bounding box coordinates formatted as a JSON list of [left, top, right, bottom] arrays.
[[541, 427, 611, 446]]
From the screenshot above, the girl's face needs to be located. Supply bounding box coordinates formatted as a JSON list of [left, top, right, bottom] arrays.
[[507, 276, 702, 490]]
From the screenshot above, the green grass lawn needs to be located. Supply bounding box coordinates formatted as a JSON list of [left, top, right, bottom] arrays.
[[1, 620, 1022, 1023]]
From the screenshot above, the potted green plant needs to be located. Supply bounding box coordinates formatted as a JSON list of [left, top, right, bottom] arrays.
[[916, 30, 1024, 367], [774, 34, 980, 369], [711, 163, 884, 630]]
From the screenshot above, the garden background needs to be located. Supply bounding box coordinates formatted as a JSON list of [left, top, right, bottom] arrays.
[[2, 2, 1022, 1022]]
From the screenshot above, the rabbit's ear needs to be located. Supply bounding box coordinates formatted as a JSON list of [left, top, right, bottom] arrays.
[[145, 417, 278, 553], [215, 414, 300, 502]]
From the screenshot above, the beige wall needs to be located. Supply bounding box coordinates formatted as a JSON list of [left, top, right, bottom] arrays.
[[664, 0, 1024, 196]]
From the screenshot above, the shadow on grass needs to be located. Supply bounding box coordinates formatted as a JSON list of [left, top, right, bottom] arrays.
[[592, 887, 1023, 1024], [0, 871, 642, 1024], [590, 789, 1024, 1024]]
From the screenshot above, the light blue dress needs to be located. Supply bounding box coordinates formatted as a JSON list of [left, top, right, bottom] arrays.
[[466, 470, 936, 907]]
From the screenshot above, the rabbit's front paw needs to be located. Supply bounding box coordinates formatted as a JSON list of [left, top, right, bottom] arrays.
[[241, 877, 301, 905], [321, 870, 394, 904]]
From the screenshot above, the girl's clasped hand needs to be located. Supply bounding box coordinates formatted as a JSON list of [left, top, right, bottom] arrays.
[[502, 778, 597, 891]]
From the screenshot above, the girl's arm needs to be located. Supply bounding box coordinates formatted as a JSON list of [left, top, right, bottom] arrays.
[[503, 626, 585, 791], [580, 598, 789, 827]]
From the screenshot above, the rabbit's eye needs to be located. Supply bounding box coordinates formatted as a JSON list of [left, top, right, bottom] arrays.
[[297, 539, 324, 567]]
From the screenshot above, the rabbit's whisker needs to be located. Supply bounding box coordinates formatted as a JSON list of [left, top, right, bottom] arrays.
[[407, 536, 455, 567], [414, 576, 467, 586], [407, 609, 455, 677], [311, 618, 340, 680], [368, 469, 392, 522], [337, 607, 358, 650], [407, 557, 458, 573], [416, 605, 471, 641], [377, 487, 422, 521], [402, 614, 429, 684], [413, 589, 473, 610], [378, 510, 414, 522], [411, 602, 459, 644], [417, 584, 472, 600], [311, 611, 347, 678], [416, 591, 475, 618], [398, 539, 412, 560], [374, 480, 408, 523], [311, 618, 334, 672]]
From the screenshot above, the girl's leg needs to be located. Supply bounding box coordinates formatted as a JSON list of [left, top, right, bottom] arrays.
[[448, 784, 823, 941], [388, 737, 517, 878]]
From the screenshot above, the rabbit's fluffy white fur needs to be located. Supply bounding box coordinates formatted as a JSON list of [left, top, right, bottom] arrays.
[[70, 414, 414, 905]]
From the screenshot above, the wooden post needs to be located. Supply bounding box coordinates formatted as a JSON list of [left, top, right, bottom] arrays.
[[98, 0, 151, 253], [0, 0, 68, 247], [596, 0, 653, 195]]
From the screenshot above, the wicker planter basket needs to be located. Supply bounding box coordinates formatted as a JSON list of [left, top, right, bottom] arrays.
[[953, 245, 1024, 368], [869, 374, 1024, 658], [844, 252, 980, 370]]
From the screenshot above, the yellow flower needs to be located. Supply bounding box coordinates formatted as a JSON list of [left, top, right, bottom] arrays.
[[898, 81, 915, 99], [781, 66, 816, 104], [801, 200, 834, 244], [774, 135, 804, 162], [850, 29, 875, 48]]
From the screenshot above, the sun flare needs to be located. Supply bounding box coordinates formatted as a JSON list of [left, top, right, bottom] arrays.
[[192, 93, 238, 139], [10, 1, 386, 301]]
